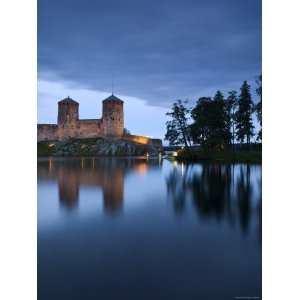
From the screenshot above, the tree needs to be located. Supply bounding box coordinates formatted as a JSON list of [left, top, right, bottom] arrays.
[[190, 91, 231, 150], [225, 90, 238, 145], [255, 75, 262, 141], [165, 100, 191, 148], [235, 81, 254, 145], [123, 128, 131, 135]]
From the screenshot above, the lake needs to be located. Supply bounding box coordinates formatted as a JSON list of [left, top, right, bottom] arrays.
[[38, 157, 261, 300]]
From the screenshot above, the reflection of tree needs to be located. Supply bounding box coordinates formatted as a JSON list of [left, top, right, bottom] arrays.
[[191, 164, 231, 220], [256, 170, 262, 244], [166, 165, 190, 214], [166, 163, 260, 237], [237, 165, 252, 234], [166, 164, 232, 220]]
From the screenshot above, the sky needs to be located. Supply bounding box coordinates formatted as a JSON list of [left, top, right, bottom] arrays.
[[38, 0, 261, 140]]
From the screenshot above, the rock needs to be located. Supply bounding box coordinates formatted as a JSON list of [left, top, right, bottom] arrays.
[[37, 137, 162, 157]]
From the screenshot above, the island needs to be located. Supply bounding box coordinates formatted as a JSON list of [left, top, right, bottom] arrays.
[[37, 94, 162, 156]]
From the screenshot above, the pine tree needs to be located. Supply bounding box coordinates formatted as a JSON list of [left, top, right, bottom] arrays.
[[213, 90, 232, 147], [225, 90, 238, 145], [190, 91, 231, 150], [235, 81, 254, 145], [255, 75, 262, 141]]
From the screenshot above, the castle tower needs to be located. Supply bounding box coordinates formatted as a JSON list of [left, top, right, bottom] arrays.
[[102, 95, 124, 137], [57, 97, 79, 140]]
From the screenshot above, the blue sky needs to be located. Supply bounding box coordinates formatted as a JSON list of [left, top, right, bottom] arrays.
[[38, 0, 261, 140]]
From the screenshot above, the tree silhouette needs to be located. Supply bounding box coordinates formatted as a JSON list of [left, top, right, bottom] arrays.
[[255, 75, 262, 141], [226, 90, 238, 145], [165, 100, 192, 148], [235, 81, 254, 145], [190, 91, 231, 150]]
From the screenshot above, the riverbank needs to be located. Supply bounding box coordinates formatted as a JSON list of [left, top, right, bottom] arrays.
[[172, 148, 261, 164], [37, 137, 162, 157]]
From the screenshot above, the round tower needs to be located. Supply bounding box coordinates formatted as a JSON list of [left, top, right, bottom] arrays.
[[102, 95, 124, 137], [57, 97, 79, 125], [57, 97, 79, 139]]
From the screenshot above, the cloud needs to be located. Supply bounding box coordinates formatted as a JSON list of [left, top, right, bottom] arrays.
[[38, 0, 261, 108]]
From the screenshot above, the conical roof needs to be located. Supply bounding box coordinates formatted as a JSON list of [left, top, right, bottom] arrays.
[[58, 96, 79, 105], [102, 94, 123, 103]]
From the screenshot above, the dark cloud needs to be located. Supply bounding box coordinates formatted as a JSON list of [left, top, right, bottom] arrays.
[[38, 0, 261, 106]]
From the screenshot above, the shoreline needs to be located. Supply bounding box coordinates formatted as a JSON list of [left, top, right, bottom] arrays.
[[170, 149, 262, 164]]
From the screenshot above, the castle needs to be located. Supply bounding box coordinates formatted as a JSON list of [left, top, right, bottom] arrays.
[[37, 94, 162, 147]]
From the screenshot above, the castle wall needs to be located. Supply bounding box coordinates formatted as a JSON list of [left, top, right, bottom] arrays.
[[57, 123, 79, 140], [77, 119, 103, 138], [37, 124, 58, 141]]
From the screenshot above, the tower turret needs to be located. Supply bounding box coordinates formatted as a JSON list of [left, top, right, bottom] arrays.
[[57, 97, 79, 125], [57, 97, 79, 140], [102, 95, 124, 137]]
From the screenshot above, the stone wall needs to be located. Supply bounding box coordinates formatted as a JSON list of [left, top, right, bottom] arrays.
[[77, 119, 103, 139], [37, 124, 58, 141]]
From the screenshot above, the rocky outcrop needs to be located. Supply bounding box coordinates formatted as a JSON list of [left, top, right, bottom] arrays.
[[37, 137, 163, 157]]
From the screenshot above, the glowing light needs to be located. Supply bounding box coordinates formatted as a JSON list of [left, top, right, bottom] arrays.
[[135, 163, 148, 175], [127, 135, 150, 145]]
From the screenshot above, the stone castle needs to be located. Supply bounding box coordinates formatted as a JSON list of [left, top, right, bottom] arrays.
[[37, 94, 162, 147]]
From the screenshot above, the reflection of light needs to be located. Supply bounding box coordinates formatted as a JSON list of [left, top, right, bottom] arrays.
[[48, 143, 55, 148], [135, 163, 148, 175], [181, 163, 184, 175], [172, 160, 178, 167], [48, 159, 52, 172]]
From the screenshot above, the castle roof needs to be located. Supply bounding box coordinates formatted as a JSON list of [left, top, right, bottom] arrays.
[[103, 94, 123, 103], [58, 97, 79, 105]]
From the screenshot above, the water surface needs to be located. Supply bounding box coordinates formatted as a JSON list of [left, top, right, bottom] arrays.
[[38, 157, 261, 300]]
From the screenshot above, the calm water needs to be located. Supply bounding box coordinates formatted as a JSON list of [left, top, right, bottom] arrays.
[[38, 157, 261, 300]]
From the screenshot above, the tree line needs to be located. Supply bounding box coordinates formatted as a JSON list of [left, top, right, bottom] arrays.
[[165, 76, 262, 150]]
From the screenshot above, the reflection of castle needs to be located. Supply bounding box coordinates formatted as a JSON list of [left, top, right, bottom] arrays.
[[38, 158, 161, 213]]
